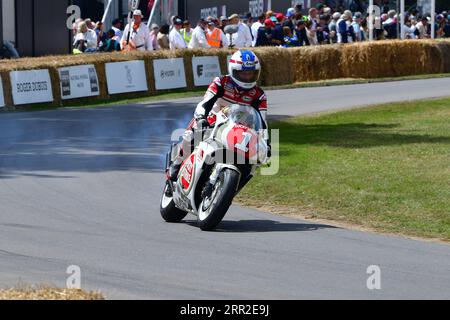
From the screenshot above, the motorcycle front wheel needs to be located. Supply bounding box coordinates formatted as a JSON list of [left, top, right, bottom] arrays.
[[160, 182, 188, 223], [197, 169, 240, 231]]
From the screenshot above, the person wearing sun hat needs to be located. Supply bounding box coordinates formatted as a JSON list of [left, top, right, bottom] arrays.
[[121, 9, 153, 51], [283, 8, 296, 30], [228, 13, 252, 48]]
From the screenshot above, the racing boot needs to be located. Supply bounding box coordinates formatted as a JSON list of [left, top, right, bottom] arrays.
[[168, 162, 181, 181]]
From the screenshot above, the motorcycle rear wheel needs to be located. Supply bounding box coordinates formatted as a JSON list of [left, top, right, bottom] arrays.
[[197, 169, 240, 231]]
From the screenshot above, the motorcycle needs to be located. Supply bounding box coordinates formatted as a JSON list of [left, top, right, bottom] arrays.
[[160, 104, 269, 231]]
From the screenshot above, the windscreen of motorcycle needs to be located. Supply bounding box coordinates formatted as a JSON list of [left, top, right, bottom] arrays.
[[225, 105, 263, 131], [219, 105, 264, 160]]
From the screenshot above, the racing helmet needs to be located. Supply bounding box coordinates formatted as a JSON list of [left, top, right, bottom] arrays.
[[228, 50, 261, 90]]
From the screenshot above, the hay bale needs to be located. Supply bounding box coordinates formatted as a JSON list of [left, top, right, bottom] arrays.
[[0, 286, 104, 300], [253, 47, 294, 86], [0, 71, 13, 108], [340, 40, 443, 79], [291, 45, 343, 82], [435, 40, 450, 73]]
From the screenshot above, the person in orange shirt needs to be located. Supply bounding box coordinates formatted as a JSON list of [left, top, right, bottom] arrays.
[[206, 19, 229, 48]]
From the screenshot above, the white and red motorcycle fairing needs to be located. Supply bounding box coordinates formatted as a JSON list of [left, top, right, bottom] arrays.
[[160, 104, 269, 231]]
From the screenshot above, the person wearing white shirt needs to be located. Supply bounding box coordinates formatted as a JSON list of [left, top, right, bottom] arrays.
[[73, 21, 98, 53], [228, 14, 252, 48], [169, 17, 188, 50], [188, 20, 211, 49], [251, 14, 265, 47], [121, 10, 153, 51], [401, 20, 417, 39]]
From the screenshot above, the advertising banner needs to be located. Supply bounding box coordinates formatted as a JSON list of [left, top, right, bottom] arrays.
[[59, 65, 100, 100], [10, 69, 54, 105], [105, 60, 148, 94], [192, 56, 221, 87], [153, 58, 187, 90]]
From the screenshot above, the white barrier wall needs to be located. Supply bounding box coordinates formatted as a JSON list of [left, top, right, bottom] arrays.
[[192, 56, 221, 87], [59, 65, 100, 100], [3, 55, 220, 107], [153, 58, 187, 90], [105, 60, 148, 94], [10, 70, 54, 105], [0, 76, 5, 107]]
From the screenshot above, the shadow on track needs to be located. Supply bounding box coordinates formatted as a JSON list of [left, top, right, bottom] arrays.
[[184, 219, 338, 233]]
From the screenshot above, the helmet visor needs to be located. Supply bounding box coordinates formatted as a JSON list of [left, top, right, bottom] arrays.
[[232, 69, 260, 84]]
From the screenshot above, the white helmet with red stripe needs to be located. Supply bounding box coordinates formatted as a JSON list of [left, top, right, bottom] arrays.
[[228, 50, 261, 90]]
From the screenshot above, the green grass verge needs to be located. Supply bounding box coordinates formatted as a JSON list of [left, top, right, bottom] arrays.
[[238, 97, 450, 241]]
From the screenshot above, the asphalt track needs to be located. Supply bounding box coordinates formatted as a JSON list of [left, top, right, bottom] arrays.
[[1, 78, 450, 299]]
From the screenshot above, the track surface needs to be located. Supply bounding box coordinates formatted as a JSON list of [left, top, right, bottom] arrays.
[[1, 78, 450, 299]]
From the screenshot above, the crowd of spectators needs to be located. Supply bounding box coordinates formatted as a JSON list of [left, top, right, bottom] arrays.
[[71, 3, 450, 54]]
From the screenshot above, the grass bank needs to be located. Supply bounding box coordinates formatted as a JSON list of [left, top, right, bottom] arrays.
[[238, 97, 450, 241]]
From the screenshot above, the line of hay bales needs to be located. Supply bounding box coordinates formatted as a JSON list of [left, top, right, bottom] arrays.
[[0, 40, 449, 109]]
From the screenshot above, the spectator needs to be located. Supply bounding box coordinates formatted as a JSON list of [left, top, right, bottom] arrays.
[[188, 19, 210, 49], [273, 13, 286, 46], [206, 19, 229, 48], [328, 12, 341, 43], [308, 8, 319, 32], [305, 20, 318, 45], [294, 4, 302, 15], [317, 14, 330, 44], [415, 17, 430, 39], [252, 14, 265, 47], [112, 18, 123, 39], [99, 29, 121, 52], [445, 15, 450, 38], [436, 15, 446, 38], [72, 18, 83, 36], [283, 8, 296, 31], [94, 22, 107, 47], [402, 18, 417, 39], [228, 13, 253, 48], [308, 8, 319, 44], [157, 24, 170, 50], [73, 21, 97, 54], [352, 12, 364, 41], [219, 16, 228, 31], [283, 26, 300, 47], [181, 20, 193, 44], [383, 10, 398, 39], [169, 17, 188, 49], [84, 19, 95, 30], [337, 11, 351, 43], [295, 20, 310, 46], [255, 19, 276, 47], [121, 10, 153, 51], [150, 24, 160, 50], [316, 2, 325, 15]]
